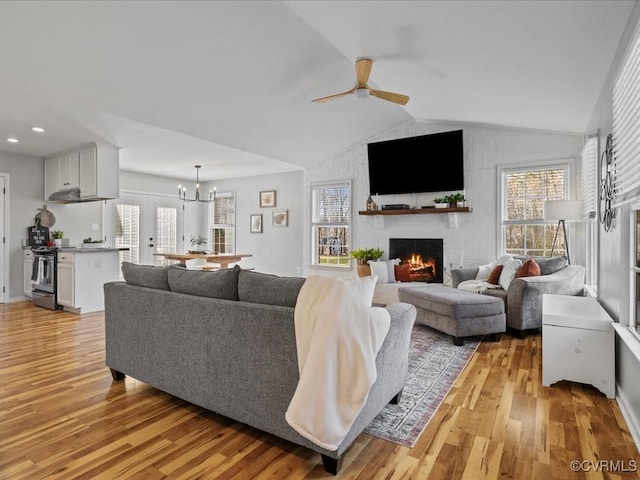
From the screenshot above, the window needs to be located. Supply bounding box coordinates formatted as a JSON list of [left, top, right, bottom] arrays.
[[581, 136, 598, 287], [210, 193, 235, 254], [501, 164, 569, 256], [115, 203, 140, 265], [613, 19, 640, 333], [155, 206, 178, 265], [311, 181, 350, 268]]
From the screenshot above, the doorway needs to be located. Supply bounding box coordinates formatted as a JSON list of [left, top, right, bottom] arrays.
[[104, 192, 185, 270]]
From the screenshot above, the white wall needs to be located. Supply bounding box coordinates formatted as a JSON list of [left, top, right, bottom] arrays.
[[585, 1, 640, 449], [304, 120, 583, 279], [0, 152, 45, 300], [208, 170, 304, 276]]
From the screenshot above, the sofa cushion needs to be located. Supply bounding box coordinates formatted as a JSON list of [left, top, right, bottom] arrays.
[[516, 258, 541, 278], [487, 264, 503, 285], [515, 255, 566, 275], [344, 274, 378, 307], [121, 262, 171, 290], [168, 265, 240, 300], [237, 269, 305, 307]]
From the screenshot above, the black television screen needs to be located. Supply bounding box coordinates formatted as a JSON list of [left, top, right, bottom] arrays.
[[367, 130, 464, 195]]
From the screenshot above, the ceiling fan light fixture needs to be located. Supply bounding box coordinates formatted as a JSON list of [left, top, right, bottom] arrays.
[[354, 88, 369, 99]]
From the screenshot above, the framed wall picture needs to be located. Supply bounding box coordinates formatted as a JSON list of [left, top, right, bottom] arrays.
[[259, 190, 276, 208], [250, 214, 263, 233], [272, 209, 288, 227]]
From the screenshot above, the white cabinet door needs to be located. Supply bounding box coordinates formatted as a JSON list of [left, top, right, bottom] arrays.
[[57, 152, 80, 190], [57, 262, 75, 307], [79, 146, 97, 197]]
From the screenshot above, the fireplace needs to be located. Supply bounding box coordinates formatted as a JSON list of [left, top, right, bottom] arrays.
[[389, 238, 443, 283]]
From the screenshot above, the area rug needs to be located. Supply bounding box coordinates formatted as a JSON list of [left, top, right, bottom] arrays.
[[363, 325, 480, 448]]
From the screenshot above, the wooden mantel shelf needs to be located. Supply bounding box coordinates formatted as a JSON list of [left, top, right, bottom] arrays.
[[358, 207, 472, 216]]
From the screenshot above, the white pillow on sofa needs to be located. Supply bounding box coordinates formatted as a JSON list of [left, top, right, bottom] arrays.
[[368, 259, 400, 283], [498, 258, 523, 290], [344, 275, 378, 306]]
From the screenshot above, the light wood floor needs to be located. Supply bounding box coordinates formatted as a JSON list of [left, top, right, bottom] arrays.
[[1, 301, 639, 479]]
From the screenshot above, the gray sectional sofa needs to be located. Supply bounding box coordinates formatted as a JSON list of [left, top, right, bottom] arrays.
[[103, 263, 417, 474], [451, 256, 585, 334]]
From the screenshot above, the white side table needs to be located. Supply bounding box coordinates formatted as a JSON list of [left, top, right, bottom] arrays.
[[542, 294, 615, 398]]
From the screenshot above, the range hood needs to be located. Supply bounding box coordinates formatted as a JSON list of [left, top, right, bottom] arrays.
[[48, 188, 110, 204]]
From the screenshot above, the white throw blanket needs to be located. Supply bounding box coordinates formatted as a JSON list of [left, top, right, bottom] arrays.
[[457, 279, 503, 294], [285, 275, 391, 451]]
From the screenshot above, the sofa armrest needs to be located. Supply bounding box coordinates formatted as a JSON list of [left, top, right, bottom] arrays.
[[451, 267, 479, 288], [506, 264, 585, 330]]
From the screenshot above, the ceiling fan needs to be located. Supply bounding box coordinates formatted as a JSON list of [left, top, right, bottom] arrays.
[[311, 57, 410, 106]]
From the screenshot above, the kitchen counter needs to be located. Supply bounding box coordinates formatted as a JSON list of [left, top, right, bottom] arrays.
[[59, 247, 129, 253]]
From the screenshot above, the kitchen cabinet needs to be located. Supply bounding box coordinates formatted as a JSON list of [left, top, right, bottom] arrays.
[[23, 249, 33, 298], [56, 249, 121, 313], [44, 142, 119, 202]]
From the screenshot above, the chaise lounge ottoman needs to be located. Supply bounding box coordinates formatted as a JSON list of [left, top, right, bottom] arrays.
[[398, 284, 505, 345]]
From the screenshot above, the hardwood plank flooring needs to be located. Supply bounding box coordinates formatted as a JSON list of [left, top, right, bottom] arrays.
[[1, 301, 638, 479]]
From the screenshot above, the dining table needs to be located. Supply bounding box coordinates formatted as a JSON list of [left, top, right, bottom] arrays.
[[154, 252, 252, 270]]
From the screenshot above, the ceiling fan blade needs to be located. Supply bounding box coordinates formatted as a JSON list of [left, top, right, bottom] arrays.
[[355, 58, 372, 87], [369, 88, 410, 105], [311, 88, 355, 103]]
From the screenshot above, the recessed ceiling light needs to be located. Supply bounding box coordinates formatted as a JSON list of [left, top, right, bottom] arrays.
[[7, 137, 18, 143], [31, 126, 45, 133]]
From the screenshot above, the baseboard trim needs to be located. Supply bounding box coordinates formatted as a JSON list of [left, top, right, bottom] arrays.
[[616, 385, 640, 453]]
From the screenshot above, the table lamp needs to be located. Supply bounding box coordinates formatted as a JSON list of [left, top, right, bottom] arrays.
[[543, 200, 583, 264]]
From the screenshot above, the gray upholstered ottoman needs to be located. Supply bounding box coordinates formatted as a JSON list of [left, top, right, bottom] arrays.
[[398, 284, 505, 345]]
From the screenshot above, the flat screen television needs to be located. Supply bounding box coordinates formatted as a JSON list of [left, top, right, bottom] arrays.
[[367, 130, 464, 195]]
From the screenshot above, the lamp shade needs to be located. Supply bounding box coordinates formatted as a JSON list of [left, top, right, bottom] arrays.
[[543, 200, 583, 221]]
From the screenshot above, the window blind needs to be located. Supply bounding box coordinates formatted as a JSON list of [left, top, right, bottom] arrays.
[[311, 182, 350, 224], [612, 19, 640, 206], [581, 136, 598, 218]]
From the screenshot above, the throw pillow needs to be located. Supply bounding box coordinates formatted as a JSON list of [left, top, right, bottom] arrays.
[[386, 258, 401, 282], [394, 263, 412, 282], [121, 262, 171, 290], [516, 258, 541, 278], [368, 260, 389, 283], [344, 275, 378, 307], [167, 265, 240, 300], [475, 262, 495, 281], [487, 264, 503, 285], [498, 258, 523, 290], [237, 269, 306, 307]]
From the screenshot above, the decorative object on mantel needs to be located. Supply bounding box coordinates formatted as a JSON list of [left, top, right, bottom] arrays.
[[543, 200, 583, 264], [250, 214, 263, 233], [600, 133, 616, 232], [260, 190, 276, 208], [433, 197, 448, 208], [350, 247, 383, 277], [178, 165, 215, 203], [366, 195, 377, 211]]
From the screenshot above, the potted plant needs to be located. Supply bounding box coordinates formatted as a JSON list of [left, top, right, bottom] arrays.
[[450, 192, 466, 207], [189, 235, 208, 254], [433, 197, 449, 208], [51, 230, 64, 247], [350, 247, 384, 277], [81, 237, 104, 248]]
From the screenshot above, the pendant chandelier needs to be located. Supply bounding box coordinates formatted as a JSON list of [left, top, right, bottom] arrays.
[[178, 165, 216, 203]]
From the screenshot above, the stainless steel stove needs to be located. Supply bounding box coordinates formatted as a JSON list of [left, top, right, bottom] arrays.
[[30, 245, 62, 310]]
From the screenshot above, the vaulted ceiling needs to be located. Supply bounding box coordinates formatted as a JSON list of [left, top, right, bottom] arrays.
[[0, 1, 635, 181]]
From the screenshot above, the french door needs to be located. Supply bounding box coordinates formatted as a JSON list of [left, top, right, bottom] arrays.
[[105, 192, 185, 268]]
